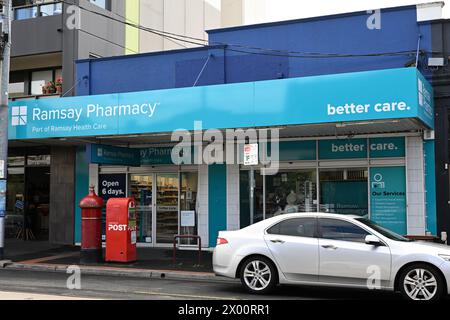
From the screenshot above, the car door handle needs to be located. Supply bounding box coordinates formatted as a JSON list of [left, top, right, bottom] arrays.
[[270, 239, 285, 244], [321, 244, 338, 250]]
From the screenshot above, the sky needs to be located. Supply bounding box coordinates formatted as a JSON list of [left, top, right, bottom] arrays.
[[262, 0, 449, 22]]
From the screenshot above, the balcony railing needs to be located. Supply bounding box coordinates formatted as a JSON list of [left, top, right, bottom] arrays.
[[13, 1, 62, 21]]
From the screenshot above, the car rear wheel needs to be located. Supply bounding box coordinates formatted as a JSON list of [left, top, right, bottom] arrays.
[[240, 256, 277, 294], [399, 264, 445, 301]]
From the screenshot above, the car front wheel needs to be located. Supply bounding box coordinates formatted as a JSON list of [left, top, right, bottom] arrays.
[[240, 256, 278, 294], [399, 264, 445, 301]]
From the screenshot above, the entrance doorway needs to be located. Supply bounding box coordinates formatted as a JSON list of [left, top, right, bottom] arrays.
[[6, 153, 50, 241], [156, 173, 179, 244], [129, 172, 197, 246]]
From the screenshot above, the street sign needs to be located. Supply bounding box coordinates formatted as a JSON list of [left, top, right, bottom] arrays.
[[0, 160, 4, 178], [243, 144, 259, 166]]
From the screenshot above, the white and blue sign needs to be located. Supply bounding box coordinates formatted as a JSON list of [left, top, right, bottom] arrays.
[[88, 144, 140, 166], [318, 137, 405, 160], [8, 68, 434, 140], [319, 138, 367, 159], [369, 137, 405, 158], [370, 167, 407, 235], [0, 180, 6, 218], [140, 147, 177, 165]]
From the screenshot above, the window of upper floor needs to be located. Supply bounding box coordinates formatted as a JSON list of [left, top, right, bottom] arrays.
[[9, 67, 62, 98], [13, 1, 62, 21]]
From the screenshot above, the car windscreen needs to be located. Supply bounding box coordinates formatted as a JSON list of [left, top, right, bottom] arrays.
[[355, 218, 411, 242]]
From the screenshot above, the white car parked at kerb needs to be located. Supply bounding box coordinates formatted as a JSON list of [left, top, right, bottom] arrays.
[[213, 213, 450, 301]]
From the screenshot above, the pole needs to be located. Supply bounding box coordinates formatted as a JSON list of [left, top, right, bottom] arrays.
[[0, 0, 12, 260]]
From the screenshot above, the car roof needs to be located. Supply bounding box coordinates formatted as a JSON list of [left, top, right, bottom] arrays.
[[241, 212, 365, 233], [276, 212, 361, 219]]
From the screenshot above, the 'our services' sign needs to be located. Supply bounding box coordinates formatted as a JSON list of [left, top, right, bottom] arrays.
[[370, 167, 407, 235]]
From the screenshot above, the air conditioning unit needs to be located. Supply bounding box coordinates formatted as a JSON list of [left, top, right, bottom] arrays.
[[423, 130, 435, 140]]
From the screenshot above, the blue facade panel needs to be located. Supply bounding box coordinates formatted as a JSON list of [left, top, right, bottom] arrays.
[[76, 47, 226, 96], [209, 7, 433, 81], [208, 164, 227, 247], [76, 7, 433, 96]]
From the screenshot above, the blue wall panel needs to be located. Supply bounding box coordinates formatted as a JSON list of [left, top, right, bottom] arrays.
[[77, 47, 225, 96], [76, 7, 433, 96], [208, 7, 433, 81], [208, 164, 227, 247]]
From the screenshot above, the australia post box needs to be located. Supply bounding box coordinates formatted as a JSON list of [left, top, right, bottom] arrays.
[[105, 198, 137, 262]]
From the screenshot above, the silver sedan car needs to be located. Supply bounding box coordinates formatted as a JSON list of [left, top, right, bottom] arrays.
[[213, 213, 450, 301]]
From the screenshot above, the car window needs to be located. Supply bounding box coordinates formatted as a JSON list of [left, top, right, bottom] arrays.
[[319, 218, 369, 243], [267, 218, 317, 238]]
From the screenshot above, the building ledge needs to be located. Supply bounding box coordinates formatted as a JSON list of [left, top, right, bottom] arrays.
[[10, 94, 61, 101]]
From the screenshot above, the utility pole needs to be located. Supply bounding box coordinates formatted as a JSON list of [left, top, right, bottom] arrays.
[[0, 0, 11, 260]]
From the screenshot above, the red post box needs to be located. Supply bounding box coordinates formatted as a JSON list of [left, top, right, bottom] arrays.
[[79, 185, 103, 263], [105, 198, 137, 262]]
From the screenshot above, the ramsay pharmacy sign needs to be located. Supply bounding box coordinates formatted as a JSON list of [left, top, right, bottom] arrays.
[[8, 68, 434, 140]]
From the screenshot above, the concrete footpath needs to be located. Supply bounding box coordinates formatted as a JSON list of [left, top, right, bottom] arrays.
[[1, 260, 230, 282], [0, 241, 234, 283], [0, 290, 97, 300]]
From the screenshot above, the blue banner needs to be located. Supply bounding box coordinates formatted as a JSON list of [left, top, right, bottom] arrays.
[[9, 68, 433, 140], [319, 139, 367, 159], [370, 167, 407, 235], [88, 144, 140, 166], [140, 147, 178, 165], [369, 137, 405, 158]]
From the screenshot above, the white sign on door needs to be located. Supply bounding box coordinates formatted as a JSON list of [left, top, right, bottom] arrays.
[[181, 210, 196, 227], [244, 144, 258, 166]]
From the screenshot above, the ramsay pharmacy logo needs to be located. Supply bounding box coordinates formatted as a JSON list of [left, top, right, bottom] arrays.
[[11, 106, 28, 126]]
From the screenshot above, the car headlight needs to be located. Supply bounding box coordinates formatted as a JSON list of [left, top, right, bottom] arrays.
[[439, 254, 450, 262]]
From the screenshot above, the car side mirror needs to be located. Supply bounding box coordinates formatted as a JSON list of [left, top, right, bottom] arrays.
[[365, 235, 382, 246]]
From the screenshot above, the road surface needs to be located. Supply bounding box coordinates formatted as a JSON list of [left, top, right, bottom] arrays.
[[0, 269, 401, 300]]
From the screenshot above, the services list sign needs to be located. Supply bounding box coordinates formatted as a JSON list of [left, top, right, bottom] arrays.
[[370, 167, 407, 235]]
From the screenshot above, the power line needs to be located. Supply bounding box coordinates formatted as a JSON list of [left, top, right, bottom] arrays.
[[79, 29, 138, 54], [62, 0, 423, 59]]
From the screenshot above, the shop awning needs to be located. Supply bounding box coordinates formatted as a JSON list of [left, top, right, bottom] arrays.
[[8, 67, 434, 141]]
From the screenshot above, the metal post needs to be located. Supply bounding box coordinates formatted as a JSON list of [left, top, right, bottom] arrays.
[[0, 0, 12, 260]]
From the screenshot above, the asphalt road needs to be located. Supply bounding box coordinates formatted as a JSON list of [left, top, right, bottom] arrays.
[[0, 269, 405, 300]]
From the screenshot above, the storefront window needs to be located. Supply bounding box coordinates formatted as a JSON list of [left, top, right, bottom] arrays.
[[265, 170, 317, 218], [239, 170, 264, 228], [319, 168, 368, 217], [5, 170, 25, 239]]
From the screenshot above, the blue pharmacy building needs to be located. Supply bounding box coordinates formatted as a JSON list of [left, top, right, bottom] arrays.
[[6, 4, 448, 248]]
